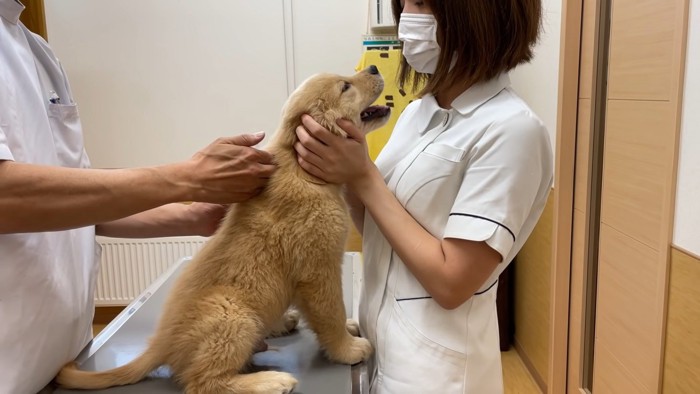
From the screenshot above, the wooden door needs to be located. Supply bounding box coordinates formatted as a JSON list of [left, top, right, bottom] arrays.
[[566, 0, 690, 392]]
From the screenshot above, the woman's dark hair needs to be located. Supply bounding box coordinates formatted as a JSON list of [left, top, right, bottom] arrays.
[[392, 0, 542, 96]]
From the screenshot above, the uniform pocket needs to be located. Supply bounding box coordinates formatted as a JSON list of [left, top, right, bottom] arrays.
[[394, 143, 465, 206], [47, 103, 89, 168], [422, 143, 467, 162], [379, 300, 466, 393]]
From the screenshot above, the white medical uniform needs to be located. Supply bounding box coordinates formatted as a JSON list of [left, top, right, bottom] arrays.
[[0, 2, 100, 393], [359, 73, 553, 393]]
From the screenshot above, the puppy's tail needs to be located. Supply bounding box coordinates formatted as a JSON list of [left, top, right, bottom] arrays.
[[55, 347, 162, 390]]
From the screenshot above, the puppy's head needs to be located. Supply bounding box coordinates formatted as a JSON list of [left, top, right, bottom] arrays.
[[281, 66, 391, 139]]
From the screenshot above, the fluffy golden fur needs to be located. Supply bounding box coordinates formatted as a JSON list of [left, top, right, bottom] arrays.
[[55, 67, 390, 394]]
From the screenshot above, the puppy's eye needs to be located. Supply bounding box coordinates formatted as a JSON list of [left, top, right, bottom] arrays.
[[341, 82, 351, 93]]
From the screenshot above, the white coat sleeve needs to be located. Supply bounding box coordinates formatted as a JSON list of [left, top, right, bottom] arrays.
[[0, 125, 13, 161], [443, 111, 552, 261]]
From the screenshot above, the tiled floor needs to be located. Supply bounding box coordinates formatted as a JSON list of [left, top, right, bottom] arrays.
[[92, 324, 541, 393]]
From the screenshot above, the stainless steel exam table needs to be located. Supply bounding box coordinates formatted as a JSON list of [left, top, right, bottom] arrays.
[[55, 253, 367, 394]]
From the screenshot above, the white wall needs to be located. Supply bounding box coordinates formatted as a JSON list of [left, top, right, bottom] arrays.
[[291, 0, 367, 84], [673, 0, 700, 255], [509, 0, 562, 159], [44, 0, 366, 169], [45, 0, 561, 170]]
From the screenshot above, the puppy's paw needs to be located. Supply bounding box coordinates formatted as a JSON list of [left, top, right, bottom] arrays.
[[268, 309, 301, 338], [247, 371, 298, 394], [281, 309, 301, 331], [345, 319, 361, 337], [263, 371, 298, 394], [327, 336, 373, 365]]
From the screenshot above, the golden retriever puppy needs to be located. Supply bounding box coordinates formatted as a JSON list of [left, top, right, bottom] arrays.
[[55, 66, 390, 394]]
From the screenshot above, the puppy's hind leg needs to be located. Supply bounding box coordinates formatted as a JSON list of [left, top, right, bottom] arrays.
[[179, 291, 296, 394]]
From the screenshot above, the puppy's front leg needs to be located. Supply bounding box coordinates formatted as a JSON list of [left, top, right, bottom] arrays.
[[295, 277, 372, 365]]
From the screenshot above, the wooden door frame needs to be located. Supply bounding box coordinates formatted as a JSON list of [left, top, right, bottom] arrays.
[[18, 0, 47, 40], [548, 0, 584, 392], [550, 0, 692, 392]]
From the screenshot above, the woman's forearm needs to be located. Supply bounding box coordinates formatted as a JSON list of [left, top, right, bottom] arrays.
[[350, 167, 500, 309], [0, 160, 191, 234], [350, 168, 449, 295], [344, 188, 365, 235]]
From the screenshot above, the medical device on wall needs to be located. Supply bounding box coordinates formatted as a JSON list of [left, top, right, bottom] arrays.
[[362, 34, 400, 50], [370, 0, 395, 29]]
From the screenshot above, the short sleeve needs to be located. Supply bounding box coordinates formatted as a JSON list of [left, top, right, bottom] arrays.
[[443, 112, 553, 261], [0, 125, 14, 161], [0, 66, 14, 161]]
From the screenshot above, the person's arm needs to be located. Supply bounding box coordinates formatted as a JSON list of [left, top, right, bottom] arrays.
[[348, 167, 500, 309], [344, 188, 365, 235], [0, 161, 185, 233], [0, 133, 275, 234], [96, 202, 228, 238], [294, 117, 499, 309]]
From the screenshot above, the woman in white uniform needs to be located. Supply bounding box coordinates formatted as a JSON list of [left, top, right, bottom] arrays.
[[0, 1, 276, 393], [295, 0, 552, 392]]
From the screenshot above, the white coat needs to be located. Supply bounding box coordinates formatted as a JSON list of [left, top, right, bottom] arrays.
[[358, 74, 553, 393], [0, 2, 99, 393]]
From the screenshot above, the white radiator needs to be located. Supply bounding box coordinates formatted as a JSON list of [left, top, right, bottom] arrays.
[[94, 236, 208, 306]]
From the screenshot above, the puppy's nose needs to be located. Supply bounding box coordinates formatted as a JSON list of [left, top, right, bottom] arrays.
[[367, 65, 379, 75]]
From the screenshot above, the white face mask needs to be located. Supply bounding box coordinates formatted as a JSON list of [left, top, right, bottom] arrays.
[[398, 13, 440, 74]]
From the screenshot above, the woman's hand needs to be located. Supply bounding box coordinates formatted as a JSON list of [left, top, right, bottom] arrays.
[[294, 115, 374, 187]]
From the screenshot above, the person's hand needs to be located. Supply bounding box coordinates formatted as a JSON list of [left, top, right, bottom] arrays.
[[184, 132, 277, 203], [293, 115, 373, 186], [184, 202, 229, 237]]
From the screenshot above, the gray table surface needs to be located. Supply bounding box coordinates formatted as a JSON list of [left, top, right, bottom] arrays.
[[55, 255, 367, 394]]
